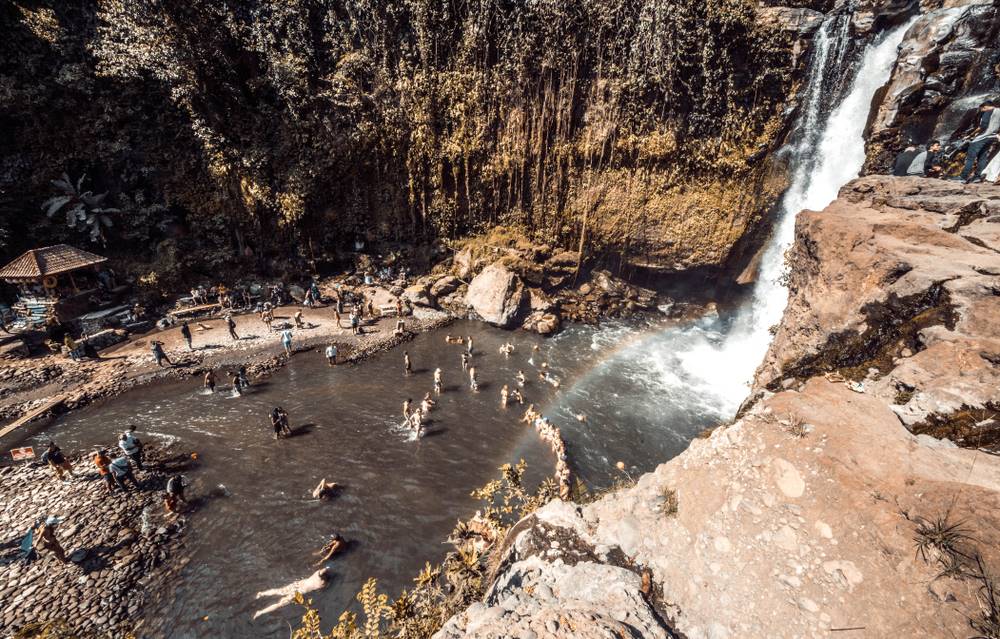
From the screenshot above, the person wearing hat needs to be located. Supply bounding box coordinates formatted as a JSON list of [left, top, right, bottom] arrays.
[[32, 516, 67, 563], [92, 449, 115, 493]]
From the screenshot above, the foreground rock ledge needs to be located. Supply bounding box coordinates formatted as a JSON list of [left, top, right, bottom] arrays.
[[435, 176, 1000, 639]]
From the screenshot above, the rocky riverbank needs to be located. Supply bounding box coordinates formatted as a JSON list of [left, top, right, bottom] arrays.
[[433, 176, 1000, 638], [0, 447, 193, 635]]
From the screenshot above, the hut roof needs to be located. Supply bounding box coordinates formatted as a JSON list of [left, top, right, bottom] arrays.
[[0, 244, 107, 282]]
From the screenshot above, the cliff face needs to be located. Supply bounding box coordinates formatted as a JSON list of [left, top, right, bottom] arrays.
[[864, 0, 1000, 171], [0, 0, 799, 284], [435, 176, 1000, 638]]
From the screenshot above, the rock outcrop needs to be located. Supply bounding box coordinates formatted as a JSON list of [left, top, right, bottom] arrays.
[[465, 263, 526, 328], [435, 177, 1000, 638], [865, 0, 1000, 170]]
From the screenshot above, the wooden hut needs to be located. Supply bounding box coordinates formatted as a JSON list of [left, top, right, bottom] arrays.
[[0, 244, 109, 328]]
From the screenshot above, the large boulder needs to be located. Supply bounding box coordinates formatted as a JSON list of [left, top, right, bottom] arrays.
[[430, 275, 461, 298], [403, 283, 435, 308], [465, 263, 526, 327]]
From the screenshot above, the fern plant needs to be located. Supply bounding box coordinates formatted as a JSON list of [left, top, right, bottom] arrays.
[[41, 173, 119, 244]]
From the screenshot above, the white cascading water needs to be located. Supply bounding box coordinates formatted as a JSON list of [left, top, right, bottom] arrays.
[[672, 15, 918, 414], [543, 14, 919, 479]]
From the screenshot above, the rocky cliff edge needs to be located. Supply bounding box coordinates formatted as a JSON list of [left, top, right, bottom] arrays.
[[434, 176, 1000, 639]]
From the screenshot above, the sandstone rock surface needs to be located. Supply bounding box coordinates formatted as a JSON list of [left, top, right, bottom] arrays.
[[435, 177, 1000, 638]]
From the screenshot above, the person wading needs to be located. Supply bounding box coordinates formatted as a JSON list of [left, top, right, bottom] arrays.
[[403, 351, 412, 376], [434, 368, 443, 395], [280, 328, 294, 356], [119, 427, 144, 470], [204, 370, 216, 393]]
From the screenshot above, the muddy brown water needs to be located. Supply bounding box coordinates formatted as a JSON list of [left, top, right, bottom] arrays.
[[5, 318, 737, 637]]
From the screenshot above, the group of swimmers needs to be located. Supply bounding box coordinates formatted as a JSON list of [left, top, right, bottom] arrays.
[[521, 405, 572, 499], [203, 366, 250, 395]]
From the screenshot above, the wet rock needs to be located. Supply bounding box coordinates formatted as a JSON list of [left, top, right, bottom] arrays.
[[465, 263, 526, 328], [523, 311, 561, 336]]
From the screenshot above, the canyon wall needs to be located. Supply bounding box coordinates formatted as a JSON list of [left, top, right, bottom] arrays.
[[0, 0, 801, 288], [434, 175, 1000, 639]]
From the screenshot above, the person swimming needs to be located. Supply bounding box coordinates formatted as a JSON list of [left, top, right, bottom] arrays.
[[516, 370, 526, 387]]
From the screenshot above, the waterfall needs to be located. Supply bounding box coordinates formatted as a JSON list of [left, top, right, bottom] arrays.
[[673, 14, 917, 414], [540, 13, 919, 481]]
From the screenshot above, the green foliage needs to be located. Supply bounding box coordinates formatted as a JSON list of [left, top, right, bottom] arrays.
[[291, 460, 556, 638], [2, 0, 795, 273], [41, 174, 120, 245]]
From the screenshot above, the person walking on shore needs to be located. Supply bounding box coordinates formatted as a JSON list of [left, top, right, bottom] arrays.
[[109, 456, 140, 491], [41, 441, 73, 481], [325, 344, 338, 366], [180, 321, 193, 350], [434, 368, 443, 395], [226, 314, 240, 341], [32, 517, 68, 563], [204, 370, 216, 393], [280, 328, 294, 356], [350, 311, 361, 335], [93, 449, 115, 493], [151, 340, 171, 367], [120, 426, 144, 470], [403, 351, 412, 376], [294, 309, 305, 329]]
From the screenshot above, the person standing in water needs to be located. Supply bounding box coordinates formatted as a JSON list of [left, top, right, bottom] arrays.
[[225, 314, 240, 341], [204, 370, 216, 393], [280, 328, 294, 356], [421, 392, 435, 413], [403, 398, 413, 421], [270, 407, 291, 439], [230, 371, 243, 395], [180, 321, 193, 350], [325, 344, 338, 366], [500, 384, 509, 408], [238, 365, 250, 390], [119, 427, 144, 470], [466, 336, 474, 355], [469, 366, 479, 392], [461, 352, 469, 371], [434, 368, 443, 394], [516, 370, 526, 387], [403, 351, 412, 376]]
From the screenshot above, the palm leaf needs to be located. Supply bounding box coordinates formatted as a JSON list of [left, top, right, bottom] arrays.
[[42, 195, 72, 216]]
